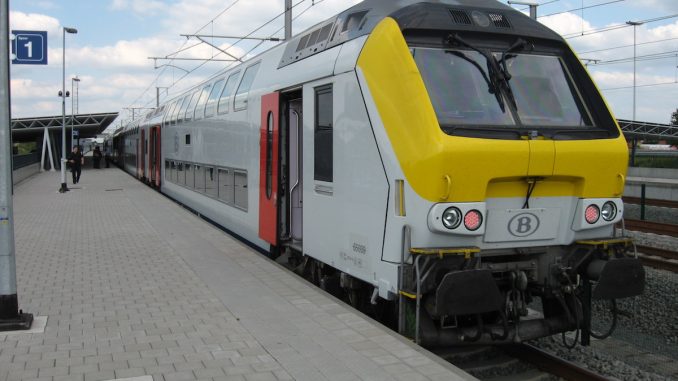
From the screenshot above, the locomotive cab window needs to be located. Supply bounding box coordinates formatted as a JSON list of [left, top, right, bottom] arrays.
[[411, 46, 595, 138], [314, 84, 333, 183], [234, 62, 261, 111]]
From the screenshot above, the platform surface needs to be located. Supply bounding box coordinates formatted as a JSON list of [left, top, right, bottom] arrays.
[[0, 168, 474, 381]]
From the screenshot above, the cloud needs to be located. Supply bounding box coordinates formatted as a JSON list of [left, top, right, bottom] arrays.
[[629, 0, 678, 13], [9, 10, 60, 35], [109, 0, 165, 17]]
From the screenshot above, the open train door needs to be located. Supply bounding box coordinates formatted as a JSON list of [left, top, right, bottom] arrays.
[[258, 92, 280, 246], [150, 125, 161, 187]]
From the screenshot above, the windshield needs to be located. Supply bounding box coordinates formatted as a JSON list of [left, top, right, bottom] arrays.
[[413, 48, 514, 126], [412, 47, 593, 131]]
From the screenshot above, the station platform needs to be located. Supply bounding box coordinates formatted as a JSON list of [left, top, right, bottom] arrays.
[[1, 168, 474, 381]]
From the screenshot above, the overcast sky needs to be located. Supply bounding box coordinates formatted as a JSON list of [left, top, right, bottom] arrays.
[[8, 0, 678, 128]]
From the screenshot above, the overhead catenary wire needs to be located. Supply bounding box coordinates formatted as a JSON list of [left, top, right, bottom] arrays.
[[538, 0, 625, 19], [563, 13, 678, 39], [587, 51, 678, 66], [600, 80, 678, 91], [124, 0, 303, 120], [578, 37, 678, 54], [124, 0, 326, 123], [125, 0, 244, 111]]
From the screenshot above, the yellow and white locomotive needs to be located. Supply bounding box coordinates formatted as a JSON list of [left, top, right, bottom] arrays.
[[113, 0, 645, 347]]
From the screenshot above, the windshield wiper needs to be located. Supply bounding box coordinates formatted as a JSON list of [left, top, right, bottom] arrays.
[[496, 38, 531, 110], [497, 38, 529, 81], [444, 50, 504, 112], [447, 34, 507, 112]]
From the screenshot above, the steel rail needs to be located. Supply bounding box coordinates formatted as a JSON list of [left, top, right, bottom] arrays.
[[621, 219, 678, 237], [506, 344, 611, 381], [636, 245, 678, 273], [623, 197, 678, 209]]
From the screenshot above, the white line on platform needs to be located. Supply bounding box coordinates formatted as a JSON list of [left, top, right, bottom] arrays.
[[0, 315, 47, 336], [103, 377, 153, 381]]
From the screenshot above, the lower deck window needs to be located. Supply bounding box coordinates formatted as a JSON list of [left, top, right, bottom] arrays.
[[166, 160, 247, 212]]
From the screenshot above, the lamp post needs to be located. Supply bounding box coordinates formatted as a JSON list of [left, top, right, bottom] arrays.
[[626, 21, 643, 122], [59, 27, 77, 193], [71, 76, 80, 150]]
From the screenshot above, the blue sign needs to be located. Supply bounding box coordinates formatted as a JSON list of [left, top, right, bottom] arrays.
[[11, 30, 48, 65]]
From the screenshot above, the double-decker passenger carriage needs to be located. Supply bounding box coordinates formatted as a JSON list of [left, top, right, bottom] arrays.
[[113, 0, 645, 347]]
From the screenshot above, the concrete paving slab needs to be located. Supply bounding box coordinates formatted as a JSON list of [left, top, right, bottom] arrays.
[[2, 168, 475, 381]]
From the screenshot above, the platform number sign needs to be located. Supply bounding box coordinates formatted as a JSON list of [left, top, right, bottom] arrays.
[[11, 30, 48, 65]]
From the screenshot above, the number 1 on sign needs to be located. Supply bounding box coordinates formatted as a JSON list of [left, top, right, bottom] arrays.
[[24, 40, 32, 58]]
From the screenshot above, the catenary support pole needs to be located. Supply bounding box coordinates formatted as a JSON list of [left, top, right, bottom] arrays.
[[0, 0, 33, 330], [284, 0, 292, 41]]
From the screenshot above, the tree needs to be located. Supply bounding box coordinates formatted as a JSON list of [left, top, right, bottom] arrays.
[[672, 108, 678, 125]]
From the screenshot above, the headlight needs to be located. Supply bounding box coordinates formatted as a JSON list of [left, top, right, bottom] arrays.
[[601, 201, 617, 221], [442, 207, 462, 229]]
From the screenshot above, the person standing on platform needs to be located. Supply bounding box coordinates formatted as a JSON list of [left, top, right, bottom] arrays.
[[67, 146, 84, 184], [92, 146, 102, 169]]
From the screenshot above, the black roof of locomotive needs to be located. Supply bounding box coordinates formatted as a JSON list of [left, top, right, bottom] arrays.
[[279, 0, 563, 68]]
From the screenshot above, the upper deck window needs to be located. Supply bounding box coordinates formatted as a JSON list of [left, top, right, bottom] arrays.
[[234, 62, 261, 111], [218, 71, 240, 114], [204, 78, 225, 118], [171, 96, 188, 124], [183, 90, 201, 122], [412, 47, 593, 136], [194, 84, 212, 120]]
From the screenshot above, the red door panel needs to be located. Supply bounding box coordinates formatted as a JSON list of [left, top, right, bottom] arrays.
[[154, 127, 161, 187], [258, 92, 280, 246], [139, 130, 145, 180]]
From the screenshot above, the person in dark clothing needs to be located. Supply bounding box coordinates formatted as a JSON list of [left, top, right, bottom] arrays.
[[67, 146, 84, 184], [92, 146, 103, 169]]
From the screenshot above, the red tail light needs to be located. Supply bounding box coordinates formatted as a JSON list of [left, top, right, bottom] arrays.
[[464, 210, 483, 231], [585, 205, 600, 224]]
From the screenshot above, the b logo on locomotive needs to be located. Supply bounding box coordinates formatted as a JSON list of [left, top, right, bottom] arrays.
[[507, 213, 540, 237]]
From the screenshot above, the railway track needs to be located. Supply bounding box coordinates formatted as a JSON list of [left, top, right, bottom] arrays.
[[623, 196, 678, 209], [508, 344, 610, 381], [636, 245, 678, 273], [621, 219, 678, 237], [437, 344, 610, 380]]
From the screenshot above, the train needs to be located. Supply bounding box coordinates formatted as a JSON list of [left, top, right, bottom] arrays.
[[110, 0, 645, 347]]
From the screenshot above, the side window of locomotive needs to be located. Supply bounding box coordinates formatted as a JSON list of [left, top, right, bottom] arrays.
[[218, 71, 240, 115], [314, 84, 333, 183], [183, 91, 201, 122], [234, 62, 261, 111], [164, 160, 170, 181], [204, 78, 225, 118], [194, 84, 212, 120]]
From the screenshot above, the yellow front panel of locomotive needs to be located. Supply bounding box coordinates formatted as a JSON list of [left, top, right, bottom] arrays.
[[357, 17, 628, 202], [357, 17, 530, 202]]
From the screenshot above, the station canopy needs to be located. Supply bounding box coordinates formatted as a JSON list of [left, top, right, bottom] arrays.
[[11, 112, 118, 142]]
